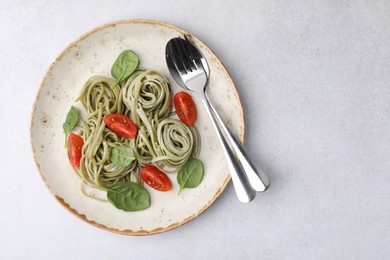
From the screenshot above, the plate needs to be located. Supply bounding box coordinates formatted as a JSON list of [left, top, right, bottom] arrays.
[[30, 20, 244, 235]]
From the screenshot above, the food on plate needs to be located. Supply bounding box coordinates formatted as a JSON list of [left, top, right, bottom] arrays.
[[103, 114, 138, 138], [63, 50, 204, 211], [177, 158, 204, 194], [174, 92, 197, 126], [67, 132, 84, 168], [141, 165, 172, 191]]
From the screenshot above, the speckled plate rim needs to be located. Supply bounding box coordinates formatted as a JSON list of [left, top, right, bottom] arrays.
[[30, 19, 245, 236]]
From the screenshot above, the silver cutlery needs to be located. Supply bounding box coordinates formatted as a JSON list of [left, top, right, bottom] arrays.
[[166, 36, 270, 202]]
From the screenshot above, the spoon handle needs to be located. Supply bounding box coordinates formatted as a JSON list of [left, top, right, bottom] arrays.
[[198, 93, 255, 203], [205, 92, 271, 192]]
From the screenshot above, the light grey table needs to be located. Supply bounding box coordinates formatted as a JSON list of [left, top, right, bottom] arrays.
[[1, 1, 389, 259]]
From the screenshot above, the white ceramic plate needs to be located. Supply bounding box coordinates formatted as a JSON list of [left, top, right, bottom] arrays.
[[31, 20, 244, 235]]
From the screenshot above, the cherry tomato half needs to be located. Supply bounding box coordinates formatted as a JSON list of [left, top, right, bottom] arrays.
[[103, 114, 138, 138], [68, 133, 84, 168], [141, 165, 172, 192], [174, 92, 197, 126]]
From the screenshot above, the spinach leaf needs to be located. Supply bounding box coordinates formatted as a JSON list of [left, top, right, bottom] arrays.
[[63, 106, 79, 146], [111, 50, 139, 86], [107, 182, 150, 211], [177, 158, 204, 194], [110, 146, 136, 167]]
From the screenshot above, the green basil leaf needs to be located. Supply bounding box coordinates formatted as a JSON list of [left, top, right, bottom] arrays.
[[177, 158, 204, 194], [107, 182, 150, 211], [62, 106, 79, 145], [111, 50, 139, 86], [110, 146, 136, 167]]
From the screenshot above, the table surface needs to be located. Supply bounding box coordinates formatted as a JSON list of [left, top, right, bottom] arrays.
[[1, 1, 389, 259]]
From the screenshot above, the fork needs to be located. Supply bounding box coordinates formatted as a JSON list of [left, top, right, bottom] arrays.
[[166, 37, 269, 202]]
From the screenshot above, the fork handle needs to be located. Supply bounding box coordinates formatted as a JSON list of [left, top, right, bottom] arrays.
[[198, 93, 255, 203], [205, 92, 271, 192]]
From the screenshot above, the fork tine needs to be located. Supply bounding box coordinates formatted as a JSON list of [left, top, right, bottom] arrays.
[[183, 40, 202, 70], [183, 35, 200, 59], [171, 38, 192, 73], [183, 35, 205, 70], [172, 38, 192, 72], [173, 38, 198, 72], [177, 38, 198, 71]]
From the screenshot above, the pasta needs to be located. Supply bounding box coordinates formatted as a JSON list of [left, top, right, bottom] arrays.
[[121, 70, 171, 125], [73, 69, 196, 191]]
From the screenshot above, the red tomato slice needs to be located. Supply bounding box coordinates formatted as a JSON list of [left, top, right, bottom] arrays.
[[141, 165, 172, 192], [174, 92, 197, 126], [103, 114, 138, 138], [68, 133, 84, 168]]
